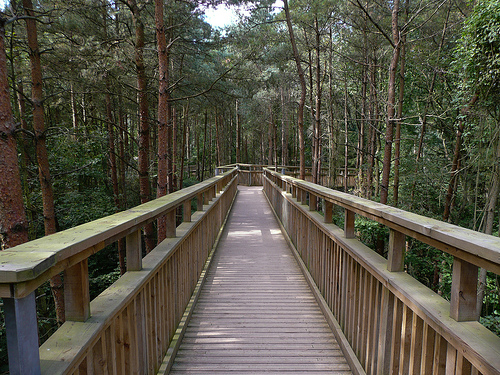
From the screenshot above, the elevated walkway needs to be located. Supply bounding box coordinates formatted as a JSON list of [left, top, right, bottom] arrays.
[[169, 186, 352, 374]]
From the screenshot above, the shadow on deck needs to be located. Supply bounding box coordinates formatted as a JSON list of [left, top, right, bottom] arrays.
[[167, 186, 353, 374]]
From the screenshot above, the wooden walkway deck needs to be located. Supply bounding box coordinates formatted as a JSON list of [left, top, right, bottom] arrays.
[[169, 186, 352, 374]]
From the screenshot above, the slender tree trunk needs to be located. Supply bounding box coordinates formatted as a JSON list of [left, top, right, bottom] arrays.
[[443, 94, 478, 222], [268, 103, 274, 165], [201, 111, 208, 181], [23, 0, 65, 325], [236, 100, 241, 163], [281, 88, 289, 166], [179, 103, 188, 190], [70, 82, 78, 139], [283, 0, 306, 179], [380, 0, 401, 205], [313, 17, 322, 185], [344, 73, 349, 192], [155, 0, 172, 241], [129, 0, 154, 252], [0, 18, 29, 249], [393, 33, 406, 206]]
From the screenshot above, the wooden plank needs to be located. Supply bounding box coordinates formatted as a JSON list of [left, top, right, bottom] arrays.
[[169, 186, 354, 374], [64, 260, 90, 322]]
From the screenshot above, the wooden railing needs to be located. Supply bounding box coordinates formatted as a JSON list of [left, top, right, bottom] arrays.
[[263, 168, 500, 375], [1, 169, 238, 375], [217, 163, 356, 188]]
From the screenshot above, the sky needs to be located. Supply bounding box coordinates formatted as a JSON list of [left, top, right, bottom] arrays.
[[0, 1, 283, 29]]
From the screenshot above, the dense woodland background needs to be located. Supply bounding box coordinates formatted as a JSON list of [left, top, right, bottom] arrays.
[[1, 0, 500, 369]]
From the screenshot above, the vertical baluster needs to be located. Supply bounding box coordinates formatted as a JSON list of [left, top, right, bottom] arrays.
[[309, 193, 317, 211]]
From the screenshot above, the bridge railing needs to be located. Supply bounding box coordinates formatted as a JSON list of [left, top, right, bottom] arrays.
[[1, 168, 238, 375], [263, 168, 500, 375], [217, 163, 356, 188]]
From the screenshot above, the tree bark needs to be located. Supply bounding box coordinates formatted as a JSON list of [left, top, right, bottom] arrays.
[[23, 0, 65, 325], [380, 0, 401, 205], [129, 0, 154, 252], [283, 0, 306, 180], [0, 18, 29, 249], [393, 33, 406, 207], [155, 0, 173, 241], [312, 17, 322, 185]]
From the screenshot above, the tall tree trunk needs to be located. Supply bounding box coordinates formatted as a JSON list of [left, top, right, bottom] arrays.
[[0, 18, 29, 249], [281, 88, 289, 166], [70, 82, 78, 139], [443, 94, 478, 222], [380, 0, 401, 205], [283, 0, 306, 180], [312, 17, 322, 185], [155, 0, 173, 241], [344, 72, 349, 192], [23, 0, 64, 324], [236, 100, 241, 163], [268, 103, 273, 165], [179, 103, 188, 190], [201, 111, 207, 181], [393, 33, 406, 206], [129, 0, 154, 252]]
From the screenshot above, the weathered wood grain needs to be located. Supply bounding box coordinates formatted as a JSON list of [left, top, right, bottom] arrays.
[[169, 186, 352, 374]]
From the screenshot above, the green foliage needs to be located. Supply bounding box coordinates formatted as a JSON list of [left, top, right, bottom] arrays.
[[481, 311, 500, 336]]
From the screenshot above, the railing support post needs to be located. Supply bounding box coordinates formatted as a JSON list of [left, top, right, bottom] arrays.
[[64, 260, 90, 321], [166, 209, 176, 237], [344, 209, 355, 238], [309, 194, 317, 211], [450, 258, 478, 321], [387, 229, 406, 272], [324, 200, 333, 223], [183, 199, 192, 222], [197, 193, 204, 211], [4, 292, 41, 375], [126, 229, 143, 271]]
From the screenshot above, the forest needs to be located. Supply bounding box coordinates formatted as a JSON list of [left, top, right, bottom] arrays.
[[1, 0, 500, 369]]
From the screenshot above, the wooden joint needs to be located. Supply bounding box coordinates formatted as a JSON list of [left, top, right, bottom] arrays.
[[197, 193, 204, 211]]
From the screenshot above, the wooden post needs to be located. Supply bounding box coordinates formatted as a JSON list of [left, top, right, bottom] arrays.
[[309, 193, 317, 211], [126, 229, 142, 271], [324, 200, 333, 223], [197, 193, 204, 211], [183, 200, 192, 222], [300, 189, 307, 205], [450, 258, 478, 321], [292, 185, 297, 198], [204, 190, 209, 205], [344, 209, 355, 238], [4, 292, 41, 375], [387, 229, 405, 272], [64, 260, 90, 321], [166, 209, 176, 237]]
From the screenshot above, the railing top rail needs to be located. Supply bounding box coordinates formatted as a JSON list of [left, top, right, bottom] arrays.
[[265, 168, 500, 274], [0, 169, 237, 288]]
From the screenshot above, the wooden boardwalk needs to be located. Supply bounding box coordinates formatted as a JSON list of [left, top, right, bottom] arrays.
[[169, 186, 352, 374]]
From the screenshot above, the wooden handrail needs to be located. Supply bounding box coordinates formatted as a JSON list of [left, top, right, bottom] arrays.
[[264, 168, 500, 274], [1, 168, 238, 374], [263, 167, 500, 375]]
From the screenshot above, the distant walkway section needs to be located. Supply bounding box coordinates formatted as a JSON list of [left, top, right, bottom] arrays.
[[169, 186, 352, 374]]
